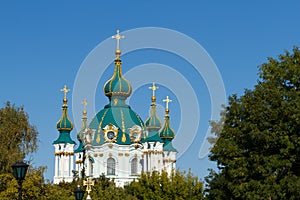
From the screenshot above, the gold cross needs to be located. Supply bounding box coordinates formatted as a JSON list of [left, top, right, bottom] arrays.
[[60, 85, 70, 99], [81, 98, 88, 112], [149, 82, 159, 97], [163, 96, 172, 110], [112, 29, 124, 50], [83, 177, 94, 193]]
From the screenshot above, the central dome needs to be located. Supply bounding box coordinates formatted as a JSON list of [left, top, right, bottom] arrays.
[[103, 56, 132, 100], [89, 50, 144, 145]]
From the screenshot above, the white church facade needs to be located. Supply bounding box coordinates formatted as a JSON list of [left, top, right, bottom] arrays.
[[53, 31, 177, 187]]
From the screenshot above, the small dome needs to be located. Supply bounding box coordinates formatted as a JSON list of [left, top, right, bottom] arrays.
[[145, 104, 162, 131], [103, 58, 132, 99], [53, 97, 75, 145], [56, 103, 73, 131], [159, 115, 175, 140]]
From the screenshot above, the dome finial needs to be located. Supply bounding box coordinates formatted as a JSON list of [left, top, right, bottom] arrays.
[[159, 95, 176, 142], [149, 82, 159, 103], [163, 96, 172, 115], [60, 85, 70, 105], [112, 29, 125, 58], [145, 83, 162, 132], [81, 98, 88, 116], [56, 84, 74, 132]]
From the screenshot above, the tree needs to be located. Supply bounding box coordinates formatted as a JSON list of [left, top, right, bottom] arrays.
[[205, 47, 300, 199], [127, 170, 204, 200], [0, 102, 38, 173]]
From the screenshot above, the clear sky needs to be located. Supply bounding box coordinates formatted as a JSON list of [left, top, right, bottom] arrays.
[[0, 1, 299, 182]]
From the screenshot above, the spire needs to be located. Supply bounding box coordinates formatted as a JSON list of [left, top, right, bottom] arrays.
[[104, 30, 132, 101], [145, 83, 162, 132], [75, 99, 88, 153], [78, 99, 88, 140], [53, 85, 75, 145], [56, 85, 73, 131], [159, 96, 175, 140]]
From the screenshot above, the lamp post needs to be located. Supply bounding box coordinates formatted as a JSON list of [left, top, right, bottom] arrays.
[[74, 185, 85, 200], [11, 161, 29, 200]]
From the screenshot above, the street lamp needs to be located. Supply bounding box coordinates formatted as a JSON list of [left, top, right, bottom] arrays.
[[74, 185, 85, 200], [11, 161, 29, 200]]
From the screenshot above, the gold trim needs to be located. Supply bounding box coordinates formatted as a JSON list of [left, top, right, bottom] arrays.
[[129, 125, 142, 143], [96, 133, 100, 143], [122, 133, 126, 143], [120, 110, 127, 143], [97, 109, 109, 135]]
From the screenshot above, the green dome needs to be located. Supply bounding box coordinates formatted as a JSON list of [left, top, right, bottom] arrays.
[[103, 58, 132, 100], [159, 115, 175, 140], [145, 103, 162, 131], [56, 100, 74, 131], [88, 100, 144, 145], [53, 98, 75, 145]]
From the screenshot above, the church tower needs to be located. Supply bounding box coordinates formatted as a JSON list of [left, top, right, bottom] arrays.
[[159, 96, 177, 174], [53, 85, 76, 184], [143, 83, 164, 172]]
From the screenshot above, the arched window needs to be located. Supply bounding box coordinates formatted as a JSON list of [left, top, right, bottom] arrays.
[[89, 157, 94, 176], [131, 158, 138, 175], [107, 158, 115, 175]]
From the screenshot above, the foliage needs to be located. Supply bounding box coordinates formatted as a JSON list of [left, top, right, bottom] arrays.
[[0, 102, 39, 173], [205, 47, 300, 199], [127, 170, 204, 200], [0, 170, 203, 199]]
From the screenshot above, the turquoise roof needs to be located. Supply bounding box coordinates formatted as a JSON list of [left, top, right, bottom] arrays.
[[145, 130, 163, 143], [163, 140, 177, 152], [88, 100, 144, 145], [53, 130, 76, 144], [74, 140, 84, 153]]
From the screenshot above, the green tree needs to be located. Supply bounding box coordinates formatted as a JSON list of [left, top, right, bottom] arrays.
[[0, 166, 46, 200], [0, 102, 38, 173], [205, 47, 300, 199], [127, 170, 204, 200]]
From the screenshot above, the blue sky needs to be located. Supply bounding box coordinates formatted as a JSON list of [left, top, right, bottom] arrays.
[[1, 1, 300, 182]]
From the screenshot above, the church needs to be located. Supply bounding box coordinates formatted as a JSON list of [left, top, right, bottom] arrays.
[[53, 31, 177, 187]]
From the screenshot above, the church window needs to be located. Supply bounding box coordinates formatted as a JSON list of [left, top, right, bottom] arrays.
[[131, 158, 138, 175], [89, 158, 94, 176], [107, 158, 115, 175]]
